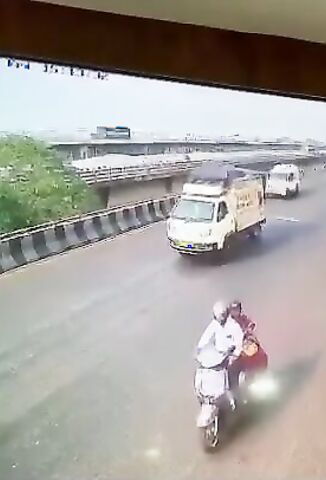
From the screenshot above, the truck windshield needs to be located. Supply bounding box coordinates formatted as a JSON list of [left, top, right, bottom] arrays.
[[171, 199, 215, 222]]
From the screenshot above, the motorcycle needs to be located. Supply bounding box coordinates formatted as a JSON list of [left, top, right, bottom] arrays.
[[194, 346, 237, 451], [194, 337, 277, 452]]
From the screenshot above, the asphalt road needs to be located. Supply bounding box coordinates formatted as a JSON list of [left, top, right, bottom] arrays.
[[1, 169, 326, 480]]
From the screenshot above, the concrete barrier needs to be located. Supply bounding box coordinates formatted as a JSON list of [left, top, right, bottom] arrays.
[[0, 196, 177, 275]]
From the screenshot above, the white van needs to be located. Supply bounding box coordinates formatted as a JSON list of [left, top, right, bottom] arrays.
[[167, 172, 266, 255], [266, 164, 300, 198]]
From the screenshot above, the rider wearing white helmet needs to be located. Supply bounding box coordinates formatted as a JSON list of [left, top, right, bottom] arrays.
[[197, 300, 244, 409], [213, 301, 229, 325], [197, 300, 244, 359]]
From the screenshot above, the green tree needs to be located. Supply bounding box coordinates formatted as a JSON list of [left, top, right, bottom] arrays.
[[0, 136, 100, 234]]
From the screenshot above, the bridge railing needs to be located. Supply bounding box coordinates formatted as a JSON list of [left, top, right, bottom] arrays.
[[74, 151, 314, 185], [76, 158, 210, 185]]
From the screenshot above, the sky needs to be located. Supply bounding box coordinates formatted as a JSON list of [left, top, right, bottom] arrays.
[[1, 58, 326, 140]]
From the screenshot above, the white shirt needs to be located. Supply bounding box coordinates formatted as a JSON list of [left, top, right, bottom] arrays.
[[197, 316, 244, 358]]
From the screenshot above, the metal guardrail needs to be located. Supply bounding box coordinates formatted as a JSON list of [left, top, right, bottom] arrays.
[[0, 195, 176, 242]]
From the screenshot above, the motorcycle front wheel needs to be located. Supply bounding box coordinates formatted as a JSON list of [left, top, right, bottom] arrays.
[[200, 415, 220, 452]]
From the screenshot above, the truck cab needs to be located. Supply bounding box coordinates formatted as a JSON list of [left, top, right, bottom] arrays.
[[167, 184, 235, 254]]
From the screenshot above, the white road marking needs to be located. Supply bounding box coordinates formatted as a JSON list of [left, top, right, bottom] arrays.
[[274, 216, 300, 223]]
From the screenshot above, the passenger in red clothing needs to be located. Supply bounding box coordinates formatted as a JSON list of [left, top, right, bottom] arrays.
[[229, 300, 256, 334], [228, 300, 268, 389]]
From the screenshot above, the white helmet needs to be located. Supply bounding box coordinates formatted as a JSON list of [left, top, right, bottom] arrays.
[[213, 301, 228, 322]]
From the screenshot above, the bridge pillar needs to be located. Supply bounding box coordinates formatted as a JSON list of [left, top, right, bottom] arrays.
[[96, 186, 110, 208]]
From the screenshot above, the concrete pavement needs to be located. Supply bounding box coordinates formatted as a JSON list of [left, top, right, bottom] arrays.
[[1, 169, 326, 479]]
